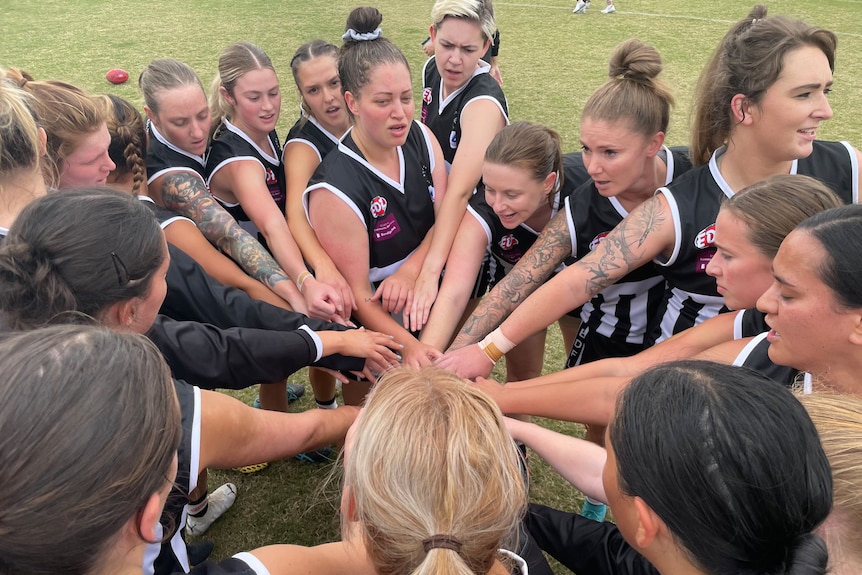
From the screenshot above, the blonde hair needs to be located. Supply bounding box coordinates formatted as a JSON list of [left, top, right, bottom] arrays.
[[138, 58, 205, 115], [431, 0, 497, 43], [798, 393, 862, 563], [209, 42, 276, 139], [8, 68, 105, 189], [345, 366, 526, 575], [0, 68, 41, 179]]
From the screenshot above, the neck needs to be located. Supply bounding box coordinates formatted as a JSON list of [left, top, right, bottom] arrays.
[[812, 357, 862, 394], [819, 511, 862, 575], [721, 136, 794, 191], [230, 117, 270, 149], [0, 167, 46, 229], [318, 115, 350, 139], [351, 126, 399, 168], [616, 152, 669, 212]]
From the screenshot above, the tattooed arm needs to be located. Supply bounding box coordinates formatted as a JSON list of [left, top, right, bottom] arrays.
[[151, 170, 307, 312], [437, 195, 675, 379], [449, 207, 575, 349]]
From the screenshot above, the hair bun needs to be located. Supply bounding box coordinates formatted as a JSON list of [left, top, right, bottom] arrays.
[[607, 39, 662, 83], [343, 6, 384, 44], [784, 532, 828, 575]]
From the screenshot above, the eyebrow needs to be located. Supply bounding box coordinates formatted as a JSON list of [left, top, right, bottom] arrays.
[[793, 80, 834, 91], [773, 272, 795, 288]]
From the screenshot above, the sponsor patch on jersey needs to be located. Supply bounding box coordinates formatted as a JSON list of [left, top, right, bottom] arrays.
[[694, 223, 716, 249], [589, 232, 609, 251], [498, 234, 519, 251], [370, 195, 388, 218], [449, 130, 458, 149], [373, 213, 401, 242]]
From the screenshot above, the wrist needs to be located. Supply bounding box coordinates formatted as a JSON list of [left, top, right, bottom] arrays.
[[479, 329, 516, 365], [296, 270, 313, 293]]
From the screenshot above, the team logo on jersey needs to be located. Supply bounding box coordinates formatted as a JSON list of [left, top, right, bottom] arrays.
[[499, 234, 519, 251], [449, 130, 458, 149], [589, 232, 610, 251], [423, 87, 433, 105], [370, 196, 388, 218], [264, 168, 277, 185], [694, 223, 716, 249]]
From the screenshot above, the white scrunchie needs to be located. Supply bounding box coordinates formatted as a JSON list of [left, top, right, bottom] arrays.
[[342, 28, 382, 42]]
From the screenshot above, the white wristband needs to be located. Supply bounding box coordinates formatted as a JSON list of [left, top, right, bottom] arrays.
[[479, 328, 516, 364]]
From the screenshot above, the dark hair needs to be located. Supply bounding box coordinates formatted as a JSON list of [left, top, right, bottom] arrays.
[[96, 94, 147, 195], [795, 204, 862, 310], [721, 174, 843, 259], [0, 324, 180, 575], [0, 188, 164, 329], [338, 6, 410, 114], [610, 360, 832, 575], [691, 5, 837, 165], [290, 39, 340, 119], [582, 39, 674, 137]]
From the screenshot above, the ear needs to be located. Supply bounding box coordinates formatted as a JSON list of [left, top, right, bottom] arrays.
[[137, 491, 166, 543], [143, 105, 158, 126], [37, 127, 48, 157], [847, 311, 862, 346], [632, 496, 662, 549], [429, 24, 437, 43], [482, 36, 492, 56], [102, 298, 137, 330], [219, 85, 235, 107], [730, 93, 754, 125], [344, 90, 360, 117], [646, 131, 665, 157], [542, 170, 557, 194], [341, 485, 359, 523]]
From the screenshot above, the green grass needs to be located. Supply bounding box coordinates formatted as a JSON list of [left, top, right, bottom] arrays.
[[4, 0, 862, 572]]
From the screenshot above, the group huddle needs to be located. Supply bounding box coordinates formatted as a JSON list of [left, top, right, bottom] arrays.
[[1, 0, 862, 574]]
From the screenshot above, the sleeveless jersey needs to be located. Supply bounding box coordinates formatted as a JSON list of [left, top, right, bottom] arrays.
[[467, 186, 573, 290], [733, 308, 768, 340], [138, 195, 194, 230], [655, 140, 858, 342], [304, 122, 437, 285], [284, 109, 340, 163], [146, 122, 208, 184], [205, 119, 286, 243], [565, 146, 691, 365], [147, 380, 201, 575], [421, 56, 508, 170], [733, 332, 811, 391]]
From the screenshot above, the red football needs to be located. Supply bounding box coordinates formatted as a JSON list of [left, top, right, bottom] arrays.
[[106, 68, 129, 85]]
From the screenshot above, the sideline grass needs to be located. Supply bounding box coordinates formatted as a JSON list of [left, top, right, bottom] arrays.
[[3, 1, 862, 572]]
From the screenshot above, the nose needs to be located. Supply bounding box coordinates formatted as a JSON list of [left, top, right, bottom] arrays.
[[586, 155, 603, 177], [705, 253, 720, 278], [817, 93, 834, 120], [190, 121, 204, 140], [755, 281, 778, 315], [104, 155, 116, 173]]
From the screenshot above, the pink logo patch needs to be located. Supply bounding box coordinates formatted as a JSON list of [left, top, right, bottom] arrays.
[[589, 232, 609, 251], [694, 224, 716, 249], [370, 196, 388, 218], [373, 213, 401, 242], [498, 234, 519, 251]]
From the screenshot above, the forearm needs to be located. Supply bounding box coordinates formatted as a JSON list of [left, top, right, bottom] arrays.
[[158, 171, 294, 290], [201, 391, 359, 469], [423, 191, 470, 278], [495, 376, 626, 425], [452, 212, 573, 348], [507, 418, 606, 502], [420, 285, 472, 350]]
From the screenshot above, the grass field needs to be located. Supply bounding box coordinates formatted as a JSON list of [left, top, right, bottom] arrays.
[[4, 0, 862, 571]]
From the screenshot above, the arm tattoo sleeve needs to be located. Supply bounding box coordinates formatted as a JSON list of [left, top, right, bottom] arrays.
[[160, 172, 290, 288], [578, 196, 666, 298], [453, 210, 573, 347]]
